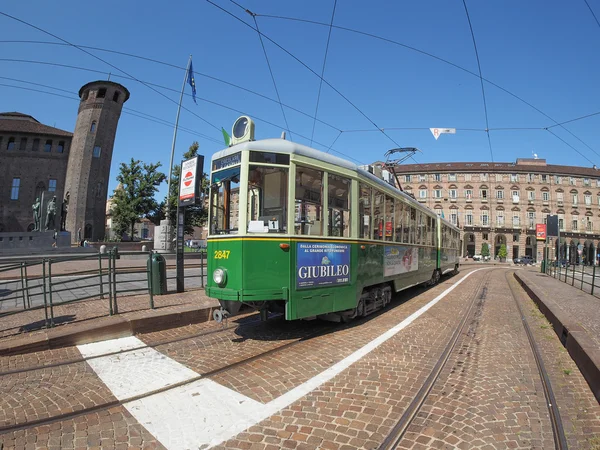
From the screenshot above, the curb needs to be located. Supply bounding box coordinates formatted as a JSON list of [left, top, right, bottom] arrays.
[[0, 304, 219, 356], [514, 272, 600, 403]]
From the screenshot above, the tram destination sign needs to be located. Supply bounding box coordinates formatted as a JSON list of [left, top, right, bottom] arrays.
[[212, 152, 241, 171], [296, 242, 350, 289]]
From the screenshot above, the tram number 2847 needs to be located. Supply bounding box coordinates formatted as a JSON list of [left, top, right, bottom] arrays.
[[214, 250, 231, 259]]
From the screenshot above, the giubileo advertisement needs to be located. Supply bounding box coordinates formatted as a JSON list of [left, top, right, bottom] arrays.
[[296, 242, 350, 289], [384, 246, 419, 276]]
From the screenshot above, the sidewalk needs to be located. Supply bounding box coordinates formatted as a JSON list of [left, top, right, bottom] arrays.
[[515, 268, 600, 402], [0, 288, 219, 356]]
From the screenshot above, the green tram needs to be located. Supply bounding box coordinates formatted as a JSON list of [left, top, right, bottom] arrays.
[[206, 119, 460, 322]]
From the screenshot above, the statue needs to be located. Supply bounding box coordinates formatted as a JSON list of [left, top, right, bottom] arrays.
[[32, 197, 41, 231], [45, 196, 57, 231], [60, 192, 69, 231]]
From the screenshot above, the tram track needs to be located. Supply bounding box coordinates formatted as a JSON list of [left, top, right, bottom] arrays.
[[379, 268, 568, 450]]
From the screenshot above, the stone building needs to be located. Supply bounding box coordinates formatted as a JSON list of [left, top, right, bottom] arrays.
[[389, 157, 600, 264], [0, 80, 129, 243]]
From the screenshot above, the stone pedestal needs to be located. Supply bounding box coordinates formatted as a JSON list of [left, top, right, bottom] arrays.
[[153, 220, 172, 252]]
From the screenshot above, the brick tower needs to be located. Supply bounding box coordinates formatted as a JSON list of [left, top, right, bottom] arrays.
[[64, 81, 129, 243]]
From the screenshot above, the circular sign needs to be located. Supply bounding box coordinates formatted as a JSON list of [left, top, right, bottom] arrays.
[[183, 171, 193, 187]]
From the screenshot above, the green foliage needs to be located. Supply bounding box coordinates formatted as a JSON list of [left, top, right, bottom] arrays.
[[497, 243, 507, 259], [165, 141, 209, 235], [111, 158, 166, 241], [481, 242, 490, 257]]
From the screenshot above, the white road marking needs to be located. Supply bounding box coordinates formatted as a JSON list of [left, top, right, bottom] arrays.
[[79, 268, 489, 449]]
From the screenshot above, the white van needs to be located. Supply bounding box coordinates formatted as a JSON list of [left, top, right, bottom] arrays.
[[188, 239, 206, 249]]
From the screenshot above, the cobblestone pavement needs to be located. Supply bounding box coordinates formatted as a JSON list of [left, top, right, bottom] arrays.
[[1, 267, 599, 449]]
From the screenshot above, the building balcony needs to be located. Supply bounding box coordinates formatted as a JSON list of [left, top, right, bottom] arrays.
[[497, 199, 504, 203], [543, 201, 549, 206], [418, 198, 426, 203], [465, 198, 472, 203], [512, 199, 520, 204], [481, 199, 488, 203], [450, 198, 457, 202], [434, 198, 441, 203]]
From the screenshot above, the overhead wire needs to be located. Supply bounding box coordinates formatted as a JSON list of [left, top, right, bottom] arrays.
[[311, 0, 338, 148], [461, 0, 494, 162], [584, 0, 600, 30], [256, 13, 599, 160]]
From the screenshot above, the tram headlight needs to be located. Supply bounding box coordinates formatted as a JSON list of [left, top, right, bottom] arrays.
[[213, 268, 227, 286]]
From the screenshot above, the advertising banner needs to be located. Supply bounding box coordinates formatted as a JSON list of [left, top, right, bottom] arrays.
[[179, 155, 204, 207], [296, 242, 350, 289], [384, 246, 419, 276], [536, 223, 547, 241]]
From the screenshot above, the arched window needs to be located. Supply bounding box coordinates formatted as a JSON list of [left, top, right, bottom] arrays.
[[7, 137, 15, 150], [113, 91, 120, 102], [90, 121, 97, 133], [84, 224, 93, 239]]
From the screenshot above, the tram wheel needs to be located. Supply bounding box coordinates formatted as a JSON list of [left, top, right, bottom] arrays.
[[430, 269, 441, 286]]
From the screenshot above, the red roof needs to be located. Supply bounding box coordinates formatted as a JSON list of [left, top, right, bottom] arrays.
[[0, 112, 73, 137]]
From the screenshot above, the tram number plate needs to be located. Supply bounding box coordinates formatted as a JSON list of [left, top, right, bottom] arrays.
[[214, 250, 230, 259]]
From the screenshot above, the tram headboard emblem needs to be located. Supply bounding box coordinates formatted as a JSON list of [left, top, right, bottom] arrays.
[[231, 116, 255, 145]]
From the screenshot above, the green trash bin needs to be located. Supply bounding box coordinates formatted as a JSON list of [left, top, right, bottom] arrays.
[[541, 260, 546, 273], [147, 253, 167, 295]]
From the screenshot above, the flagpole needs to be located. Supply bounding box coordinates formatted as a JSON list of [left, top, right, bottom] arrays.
[[165, 54, 192, 250]]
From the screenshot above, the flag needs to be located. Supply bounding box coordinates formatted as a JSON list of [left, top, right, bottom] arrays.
[[188, 59, 197, 104], [441, 211, 445, 219], [221, 128, 231, 147]]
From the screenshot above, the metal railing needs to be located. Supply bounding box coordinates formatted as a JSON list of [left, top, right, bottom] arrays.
[[0, 249, 206, 329], [544, 261, 600, 299]]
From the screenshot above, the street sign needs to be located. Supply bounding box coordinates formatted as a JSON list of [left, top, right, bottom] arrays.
[[178, 155, 205, 207], [546, 215, 559, 237], [430, 128, 456, 140]]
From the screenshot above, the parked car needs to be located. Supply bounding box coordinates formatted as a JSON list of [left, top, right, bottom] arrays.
[[472, 254, 482, 261], [514, 256, 534, 265]]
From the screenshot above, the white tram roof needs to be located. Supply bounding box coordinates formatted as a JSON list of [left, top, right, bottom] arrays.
[[211, 139, 459, 231]]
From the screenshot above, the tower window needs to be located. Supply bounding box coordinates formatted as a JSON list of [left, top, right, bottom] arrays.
[[49, 179, 57, 192], [32, 138, 40, 151], [19, 138, 27, 150], [57, 141, 65, 153], [97, 88, 106, 98], [93, 146, 101, 158], [44, 140, 52, 152], [11, 178, 20, 200], [82, 90, 89, 101], [90, 121, 97, 133], [113, 91, 120, 102], [7, 137, 15, 150]]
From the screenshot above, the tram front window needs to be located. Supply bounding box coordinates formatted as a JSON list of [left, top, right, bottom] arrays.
[[210, 167, 240, 235], [247, 166, 288, 233]]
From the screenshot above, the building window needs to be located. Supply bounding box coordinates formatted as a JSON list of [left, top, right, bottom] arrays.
[[481, 173, 488, 181], [528, 191, 535, 200], [44, 140, 52, 152], [465, 212, 473, 225], [495, 174, 502, 182], [496, 190, 504, 199], [419, 189, 427, 199], [113, 91, 120, 102], [527, 173, 535, 182], [481, 213, 489, 226], [555, 176, 562, 184], [557, 192, 563, 202], [572, 219, 578, 231], [510, 174, 518, 182], [97, 88, 106, 98], [496, 211, 504, 226], [541, 174, 548, 183], [450, 212, 457, 225], [585, 194, 592, 205], [57, 141, 64, 153], [512, 190, 520, 202], [482, 232, 489, 240], [584, 178, 590, 186], [48, 179, 57, 192], [464, 173, 471, 181], [91, 121, 97, 133], [465, 189, 473, 200], [513, 214, 520, 226], [434, 173, 441, 182], [449, 189, 457, 199], [573, 193, 578, 205], [419, 174, 426, 182], [19, 137, 27, 150], [542, 192, 550, 202], [528, 212, 535, 228], [559, 217, 564, 231], [404, 175, 411, 182], [10, 178, 20, 200], [480, 189, 488, 199], [32, 138, 40, 151], [570, 177, 576, 185], [93, 146, 101, 158], [596, 179, 600, 188], [433, 189, 442, 198], [7, 137, 15, 150], [513, 233, 519, 242], [587, 219, 593, 232], [448, 173, 456, 181]]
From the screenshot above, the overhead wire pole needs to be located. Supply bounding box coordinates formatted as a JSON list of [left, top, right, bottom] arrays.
[[165, 55, 192, 250]]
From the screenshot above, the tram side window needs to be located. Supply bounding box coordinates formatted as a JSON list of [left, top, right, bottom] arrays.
[[328, 174, 350, 237], [385, 195, 394, 242], [373, 190, 385, 240], [359, 183, 372, 239], [247, 166, 288, 233], [210, 166, 240, 235], [417, 211, 425, 245], [394, 200, 403, 243], [295, 166, 323, 236], [410, 207, 417, 244], [428, 216, 435, 246], [402, 205, 410, 243]]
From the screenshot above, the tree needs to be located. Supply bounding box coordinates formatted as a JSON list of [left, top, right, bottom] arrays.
[[481, 242, 490, 257], [497, 243, 507, 261], [111, 158, 166, 241], [165, 141, 209, 236]]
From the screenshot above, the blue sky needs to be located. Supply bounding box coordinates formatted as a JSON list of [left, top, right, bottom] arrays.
[[1, 0, 599, 200]]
